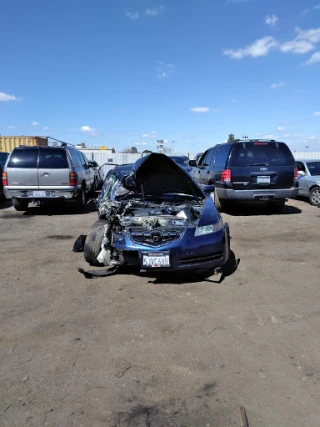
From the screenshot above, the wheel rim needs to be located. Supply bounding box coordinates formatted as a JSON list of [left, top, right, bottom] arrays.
[[311, 189, 320, 205]]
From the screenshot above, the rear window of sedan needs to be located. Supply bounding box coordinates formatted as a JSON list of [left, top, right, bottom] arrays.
[[229, 142, 294, 167]]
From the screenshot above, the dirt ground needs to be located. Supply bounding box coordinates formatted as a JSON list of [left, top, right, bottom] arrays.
[[0, 197, 319, 427]]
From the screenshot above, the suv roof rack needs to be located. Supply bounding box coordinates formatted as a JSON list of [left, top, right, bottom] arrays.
[[234, 138, 277, 143], [47, 137, 75, 147]]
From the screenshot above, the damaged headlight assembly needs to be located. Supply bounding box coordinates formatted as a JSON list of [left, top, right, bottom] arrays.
[[194, 219, 224, 237]]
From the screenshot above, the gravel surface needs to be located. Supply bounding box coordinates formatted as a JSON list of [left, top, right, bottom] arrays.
[[0, 198, 319, 427]]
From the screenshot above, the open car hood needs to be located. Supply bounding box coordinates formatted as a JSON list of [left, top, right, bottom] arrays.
[[125, 153, 204, 199]]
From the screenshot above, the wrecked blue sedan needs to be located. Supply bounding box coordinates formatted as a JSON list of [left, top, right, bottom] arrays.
[[80, 153, 230, 278]]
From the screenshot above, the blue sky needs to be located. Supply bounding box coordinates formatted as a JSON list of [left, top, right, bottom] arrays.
[[1, 0, 320, 154]]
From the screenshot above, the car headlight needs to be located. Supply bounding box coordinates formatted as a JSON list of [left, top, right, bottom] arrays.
[[194, 219, 224, 237]]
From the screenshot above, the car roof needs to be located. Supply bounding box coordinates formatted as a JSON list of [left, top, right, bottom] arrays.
[[296, 158, 320, 162]]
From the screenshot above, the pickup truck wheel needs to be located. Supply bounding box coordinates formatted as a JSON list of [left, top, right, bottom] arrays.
[[84, 220, 107, 266], [309, 186, 320, 206], [12, 199, 28, 212]]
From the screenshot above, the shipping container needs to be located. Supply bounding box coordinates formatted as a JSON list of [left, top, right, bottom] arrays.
[[0, 136, 48, 152]]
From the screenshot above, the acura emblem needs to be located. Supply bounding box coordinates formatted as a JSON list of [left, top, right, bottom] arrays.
[[151, 231, 162, 243]]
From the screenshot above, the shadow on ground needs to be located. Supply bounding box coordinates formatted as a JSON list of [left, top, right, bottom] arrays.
[[224, 203, 301, 217], [22, 200, 97, 216], [0, 199, 12, 210]]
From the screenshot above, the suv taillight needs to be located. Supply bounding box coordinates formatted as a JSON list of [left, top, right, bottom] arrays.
[[69, 172, 78, 186], [221, 169, 231, 182], [294, 167, 298, 180], [2, 172, 8, 187]]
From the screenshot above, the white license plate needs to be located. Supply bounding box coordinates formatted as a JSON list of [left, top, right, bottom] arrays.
[[142, 253, 170, 268], [257, 176, 270, 184], [33, 191, 47, 197]]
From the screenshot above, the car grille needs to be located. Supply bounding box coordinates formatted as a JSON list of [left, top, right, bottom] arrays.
[[129, 229, 183, 247], [180, 252, 223, 265]]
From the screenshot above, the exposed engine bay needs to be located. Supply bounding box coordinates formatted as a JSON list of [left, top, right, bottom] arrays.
[[96, 199, 204, 266]]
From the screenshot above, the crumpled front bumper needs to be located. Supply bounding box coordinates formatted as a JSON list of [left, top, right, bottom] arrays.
[[113, 225, 230, 271]]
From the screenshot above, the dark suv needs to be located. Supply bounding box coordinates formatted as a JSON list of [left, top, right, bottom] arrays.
[[191, 139, 299, 210], [3, 144, 102, 211]]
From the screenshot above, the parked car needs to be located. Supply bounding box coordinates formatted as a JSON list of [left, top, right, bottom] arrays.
[[0, 152, 9, 197], [169, 155, 193, 174], [193, 152, 203, 166], [296, 159, 320, 206], [191, 139, 299, 211], [3, 144, 101, 211], [82, 153, 230, 277], [87, 159, 105, 191]]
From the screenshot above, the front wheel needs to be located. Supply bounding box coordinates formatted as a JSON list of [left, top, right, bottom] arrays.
[[84, 220, 108, 266], [12, 198, 28, 212], [309, 186, 320, 206]]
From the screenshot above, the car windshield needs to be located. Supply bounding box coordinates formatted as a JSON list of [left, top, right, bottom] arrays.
[[307, 161, 320, 176], [170, 156, 189, 165], [229, 142, 294, 167]]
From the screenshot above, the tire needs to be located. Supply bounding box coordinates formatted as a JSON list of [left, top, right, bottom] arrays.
[[214, 189, 223, 211], [12, 198, 28, 212], [84, 220, 108, 266], [75, 186, 86, 211], [309, 186, 320, 206]]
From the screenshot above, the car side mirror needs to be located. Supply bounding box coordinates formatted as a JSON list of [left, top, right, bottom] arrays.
[[189, 160, 197, 167], [203, 184, 215, 194], [298, 170, 305, 176]]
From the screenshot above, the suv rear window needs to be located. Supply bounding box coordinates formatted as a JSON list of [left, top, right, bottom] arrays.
[[229, 142, 294, 167], [38, 149, 69, 168], [8, 148, 39, 168]]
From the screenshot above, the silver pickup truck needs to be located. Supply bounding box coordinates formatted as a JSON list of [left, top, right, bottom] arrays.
[[3, 144, 100, 211]]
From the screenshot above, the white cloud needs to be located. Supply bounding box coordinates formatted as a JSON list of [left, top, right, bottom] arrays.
[[280, 27, 320, 54], [7, 125, 16, 129], [145, 5, 164, 16], [314, 111, 320, 116], [43, 126, 49, 130], [270, 82, 286, 89], [156, 61, 175, 79], [223, 36, 278, 59], [32, 121, 40, 126], [125, 10, 139, 20], [277, 126, 285, 131], [190, 107, 210, 113], [301, 4, 320, 14], [142, 131, 156, 138], [305, 51, 320, 65], [265, 14, 278, 27], [296, 27, 320, 43], [280, 40, 314, 54], [0, 91, 21, 102], [80, 125, 97, 135], [231, 98, 237, 103], [282, 133, 291, 137]]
